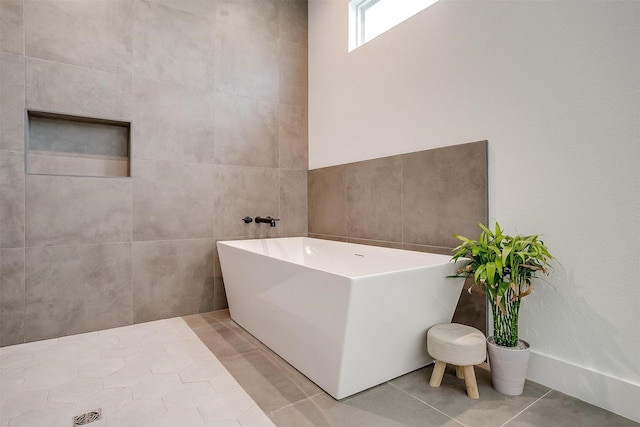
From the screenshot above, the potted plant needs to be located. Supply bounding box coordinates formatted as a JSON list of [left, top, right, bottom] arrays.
[[449, 222, 554, 395]]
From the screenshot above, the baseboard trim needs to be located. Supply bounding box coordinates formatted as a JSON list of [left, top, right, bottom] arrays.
[[528, 350, 640, 423]]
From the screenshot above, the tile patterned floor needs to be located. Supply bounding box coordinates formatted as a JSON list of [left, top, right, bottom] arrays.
[[184, 310, 639, 427], [0, 317, 273, 427], [1, 311, 638, 426]]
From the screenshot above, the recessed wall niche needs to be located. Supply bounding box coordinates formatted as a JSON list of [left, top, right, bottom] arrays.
[[26, 110, 131, 178]]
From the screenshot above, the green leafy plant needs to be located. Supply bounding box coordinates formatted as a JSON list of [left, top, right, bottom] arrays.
[[449, 222, 554, 347]]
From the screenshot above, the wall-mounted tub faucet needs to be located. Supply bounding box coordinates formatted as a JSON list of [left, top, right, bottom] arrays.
[[255, 216, 280, 227]]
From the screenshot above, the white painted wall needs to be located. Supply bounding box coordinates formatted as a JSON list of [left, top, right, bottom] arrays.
[[309, 0, 640, 421]]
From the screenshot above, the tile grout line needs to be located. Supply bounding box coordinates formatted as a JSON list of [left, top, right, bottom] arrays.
[[22, 0, 27, 346], [129, 17, 134, 327], [265, 393, 317, 416], [499, 388, 554, 427], [307, 391, 339, 427], [401, 154, 404, 246], [386, 381, 469, 427], [309, 391, 339, 427], [267, 392, 338, 427]]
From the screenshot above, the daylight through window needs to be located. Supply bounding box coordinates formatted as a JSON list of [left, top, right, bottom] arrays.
[[349, 0, 440, 51]]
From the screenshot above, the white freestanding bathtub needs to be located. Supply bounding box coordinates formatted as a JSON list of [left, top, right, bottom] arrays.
[[217, 237, 466, 399]]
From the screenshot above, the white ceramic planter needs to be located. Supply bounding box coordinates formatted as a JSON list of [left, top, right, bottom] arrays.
[[486, 337, 531, 396]]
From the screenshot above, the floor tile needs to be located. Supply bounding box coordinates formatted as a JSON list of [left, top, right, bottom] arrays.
[[145, 407, 205, 427], [389, 364, 551, 427], [21, 365, 77, 390], [0, 317, 271, 427], [340, 383, 463, 427], [106, 398, 166, 427], [7, 402, 77, 427], [218, 349, 310, 414], [314, 392, 462, 427], [2, 311, 635, 427], [48, 377, 104, 404], [122, 345, 168, 368], [74, 387, 133, 417], [196, 322, 257, 359], [162, 381, 216, 410], [238, 403, 278, 427], [255, 347, 324, 398], [268, 397, 335, 427], [0, 377, 23, 395], [0, 389, 48, 422], [197, 390, 256, 424], [130, 372, 183, 400], [78, 357, 125, 378], [506, 390, 639, 427], [179, 359, 227, 383], [210, 370, 249, 393], [103, 363, 152, 389], [191, 310, 638, 427], [183, 312, 217, 329], [150, 353, 196, 374]]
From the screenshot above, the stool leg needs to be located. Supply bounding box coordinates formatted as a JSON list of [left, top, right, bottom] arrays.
[[456, 366, 465, 379], [462, 365, 479, 399], [429, 361, 447, 387]]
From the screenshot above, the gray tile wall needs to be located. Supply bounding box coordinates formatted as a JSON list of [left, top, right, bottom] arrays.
[[308, 141, 488, 333], [0, 0, 308, 346]]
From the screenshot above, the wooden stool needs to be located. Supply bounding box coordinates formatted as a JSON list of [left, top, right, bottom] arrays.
[[427, 323, 486, 399]]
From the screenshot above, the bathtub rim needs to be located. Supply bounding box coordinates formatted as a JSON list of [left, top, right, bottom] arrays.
[[216, 236, 460, 280]]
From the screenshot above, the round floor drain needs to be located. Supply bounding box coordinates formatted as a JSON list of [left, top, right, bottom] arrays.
[[73, 409, 101, 425]]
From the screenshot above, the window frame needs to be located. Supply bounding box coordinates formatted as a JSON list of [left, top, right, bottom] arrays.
[[349, 0, 439, 52], [351, 0, 380, 49]]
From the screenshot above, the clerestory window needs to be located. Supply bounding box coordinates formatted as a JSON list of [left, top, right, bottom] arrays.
[[349, 0, 440, 51]]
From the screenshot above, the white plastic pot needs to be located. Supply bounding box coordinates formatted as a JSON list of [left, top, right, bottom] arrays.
[[486, 337, 531, 396]]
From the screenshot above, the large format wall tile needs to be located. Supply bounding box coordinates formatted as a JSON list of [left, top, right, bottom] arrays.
[[0, 151, 25, 248], [24, 0, 132, 74], [279, 40, 308, 108], [216, 0, 279, 39], [0, 0, 309, 335], [347, 155, 403, 242], [0, 52, 25, 151], [0, 0, 24, 54], [280, 169, 308, 236], [25, 243, 132, 342], [148, 0, 217, 21], [403, 141, 487, 248], [133, 239, 215, 323], [308, 142, 488, 249], [133, 77, 215, 163], [213, 165, 279, 238], [308, 165, 347, 237], [133, 0, 215, 89], [133, 159, 215, 241], [25, 174, 132, 247], [26, 58, 132, 121], [214, 93, 278, 168], [0, 248, 25, 346], [215, 23, 279, 103], [279, 0, 308, 46], [279, 104, 308, 170]]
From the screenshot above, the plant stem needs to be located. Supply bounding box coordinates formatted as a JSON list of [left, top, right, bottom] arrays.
[[490, 287, 520, 347]]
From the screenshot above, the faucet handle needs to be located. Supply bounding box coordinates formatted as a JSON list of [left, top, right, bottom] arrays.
[[242, 216, 253, 224]]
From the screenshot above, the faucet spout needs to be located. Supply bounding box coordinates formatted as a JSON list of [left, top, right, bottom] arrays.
[[255, 216, 280, 227]]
